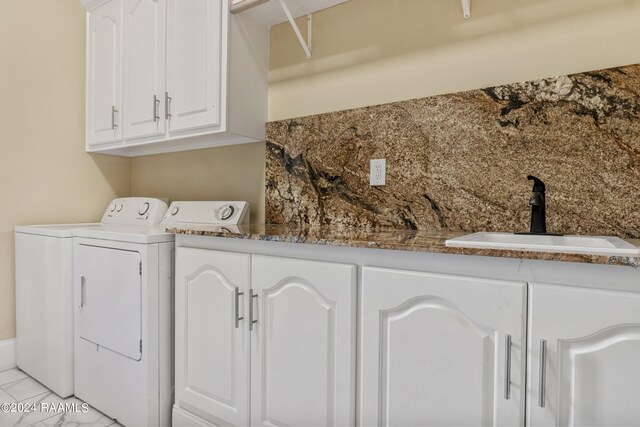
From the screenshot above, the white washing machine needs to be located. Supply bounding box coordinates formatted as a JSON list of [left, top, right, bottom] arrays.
[[162, 200, 250, 229], [14, 197, 168, 398], [72, 201, 250, 427]]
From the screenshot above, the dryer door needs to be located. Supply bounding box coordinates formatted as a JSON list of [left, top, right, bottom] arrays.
[[76, 244, 142, 361]]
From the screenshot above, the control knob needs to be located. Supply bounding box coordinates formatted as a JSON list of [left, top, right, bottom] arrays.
[[138, 202, 150, 216], [220, 205, 235, 221]]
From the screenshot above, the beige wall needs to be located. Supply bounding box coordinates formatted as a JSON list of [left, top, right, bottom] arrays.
[[130, 142, 266, 223], [0, 0, 131, 341], [269, 0, 640, 120]]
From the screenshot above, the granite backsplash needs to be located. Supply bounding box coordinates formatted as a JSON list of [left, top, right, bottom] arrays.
[[265, 64, 640, 238]]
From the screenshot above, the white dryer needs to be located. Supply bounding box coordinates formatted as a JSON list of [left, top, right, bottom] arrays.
[[14, 197, 167, 398], [15, 223, 98, 398], [72, 201, 250, 427]]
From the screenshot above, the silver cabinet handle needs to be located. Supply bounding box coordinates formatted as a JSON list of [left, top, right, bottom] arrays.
[[504, 334, 512, 400], [539, 339, 547, 408], [80, 275, 86, 308], [165, 92, 172, 119], [249, 289, 258, 331], [153, 95, 160, 122], [111, 106, 119, 130], [235, 287, 244, 329]]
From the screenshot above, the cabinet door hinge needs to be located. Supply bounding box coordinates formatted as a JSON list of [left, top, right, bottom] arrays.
[[139, 340, 142, 353], [139, 262, 142, 276]]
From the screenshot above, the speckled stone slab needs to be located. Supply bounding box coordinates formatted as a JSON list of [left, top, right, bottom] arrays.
[[265, 64, 640, 239], [168, 225, 640, 267]]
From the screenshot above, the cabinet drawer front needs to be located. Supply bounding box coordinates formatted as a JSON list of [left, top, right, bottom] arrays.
[[360, 267, 526, 427], [528, 283, 640, 427], [175, 248, 250, 427], [251, 256, 357, 427]]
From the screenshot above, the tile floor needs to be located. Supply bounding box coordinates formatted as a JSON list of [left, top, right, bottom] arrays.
[[0, 367, 120, 427]]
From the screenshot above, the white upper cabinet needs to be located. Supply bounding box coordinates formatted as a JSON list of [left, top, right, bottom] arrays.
[[360, 267, 527, 427], [82, 0, 268, 157], [528, 283, 640, 427], [167, 0, 221, 132], [122, 0, 166, 140], [86, 0, 122, 146]]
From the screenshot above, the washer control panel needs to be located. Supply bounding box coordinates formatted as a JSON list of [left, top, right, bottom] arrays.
[[162, 201, 250, 225], [102, 198, 169, 224]]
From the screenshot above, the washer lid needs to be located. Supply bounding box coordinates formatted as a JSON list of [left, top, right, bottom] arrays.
[[72, 224, 175, 244], [14, 223, 101, 238]]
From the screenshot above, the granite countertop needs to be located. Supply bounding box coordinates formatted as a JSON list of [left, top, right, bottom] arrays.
[[167, 224, 640, 267]]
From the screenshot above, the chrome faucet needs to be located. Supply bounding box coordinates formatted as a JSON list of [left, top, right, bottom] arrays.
[[528, 175, 546, 234]]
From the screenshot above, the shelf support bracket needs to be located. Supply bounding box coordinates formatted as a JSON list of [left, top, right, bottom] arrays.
[[277, 0, 312, 59], [461, 0, 471, 18]]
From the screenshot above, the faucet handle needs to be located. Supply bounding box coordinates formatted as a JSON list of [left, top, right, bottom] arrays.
[[528, 175, 546, 193]]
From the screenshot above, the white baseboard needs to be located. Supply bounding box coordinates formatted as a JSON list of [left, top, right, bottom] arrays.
[[0, 339, 17, 371], [172, 406, 217, 427]]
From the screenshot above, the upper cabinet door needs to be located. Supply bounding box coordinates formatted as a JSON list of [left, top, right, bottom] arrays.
[[174, 248, 250, 427], [87, 0, 122, 146], [251, 256, 357, 427], [360, 267, 527, 427], [528, 283, 640, 427], [122, 0, 166, 140], [166, 0, 223, 133]]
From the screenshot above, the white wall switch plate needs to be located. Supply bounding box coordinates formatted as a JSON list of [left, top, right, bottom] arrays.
[[370, 159, 386, 186]]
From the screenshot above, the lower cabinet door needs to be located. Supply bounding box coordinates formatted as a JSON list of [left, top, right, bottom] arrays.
[[250, 256, 357, 427], [528, 283, 640, 427], [360, 267, 527, 427], [174, 248, 250, 426]]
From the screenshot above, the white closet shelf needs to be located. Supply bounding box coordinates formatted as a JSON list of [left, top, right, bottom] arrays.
[[231, 0, 348, 26], [231, 0, 472, 26], [231, 0, 349, 59], [461, 0, 471, 18], [231, 0, 470, 59]]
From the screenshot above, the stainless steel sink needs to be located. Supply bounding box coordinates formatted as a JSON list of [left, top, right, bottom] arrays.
[[445, 232, 640, 257]]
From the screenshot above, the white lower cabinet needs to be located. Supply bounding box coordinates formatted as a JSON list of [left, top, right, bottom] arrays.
[[527, 283, 640, 427], [173, 250, 356, 426], [359, 267, 527, 427], [173, 242, 640, 427], [174, 248, 251, 427], [250, 256, 357, 427]]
